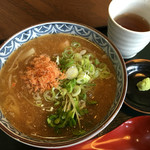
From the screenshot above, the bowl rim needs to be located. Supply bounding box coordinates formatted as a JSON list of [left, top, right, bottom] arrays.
[[0, 21, 127, 149]]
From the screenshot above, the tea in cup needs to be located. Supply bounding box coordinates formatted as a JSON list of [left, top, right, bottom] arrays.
[[108, 0, 150, 59]]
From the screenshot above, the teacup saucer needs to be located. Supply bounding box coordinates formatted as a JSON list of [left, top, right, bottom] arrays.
[[125, 59, 150, 114]]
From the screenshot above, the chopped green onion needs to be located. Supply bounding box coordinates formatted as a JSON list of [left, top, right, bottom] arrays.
[[77, 72, 91, 84], [54, 118, 60, 124], [43, 90, 52, 101], [95, 59, 100, 65], [88, 64, 95, 75], [72, 129, 86, 136], [65, 79, 77, 93], [64, 59, 75, 69], [47, 115, 58, 127], [46, 41, 112, 132], [71, 41, 81, 48], [87, 100, 97, 105], [60, 88, 67, 96], [69, 118, 76, 127], [54, 101, 60, 106], [83, 53, 93, 59], [33, 92, 41, 100], [72, 85, 81, 97], [66, 66, 78, 79], [100, 70, 111, 79], [93, 69, 100, 78], [62, 48, 74, 59], [74, 53, 82, 61], [79, 108, 88, 115], [35, 100, 42, 107], [79, 93, 87, 100], [99, 63, 107, 70]]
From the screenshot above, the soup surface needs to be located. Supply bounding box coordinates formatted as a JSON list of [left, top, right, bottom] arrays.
[[0, 34, 116, 139]]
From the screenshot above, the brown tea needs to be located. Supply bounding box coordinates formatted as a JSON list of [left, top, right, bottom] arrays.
[[115, 13, 150, 32]]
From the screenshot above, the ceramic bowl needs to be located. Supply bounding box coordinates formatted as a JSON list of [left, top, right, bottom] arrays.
[[0, 22, 127, 149]]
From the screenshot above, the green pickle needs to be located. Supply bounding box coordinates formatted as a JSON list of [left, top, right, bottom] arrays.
[[137, 77, 150, 91]]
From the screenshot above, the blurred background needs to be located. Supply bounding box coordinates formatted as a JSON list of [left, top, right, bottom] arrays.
[[0, 0, 111, 40]]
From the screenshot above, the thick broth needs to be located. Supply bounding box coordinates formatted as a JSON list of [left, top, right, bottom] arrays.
[[0, 34, 116, 139]]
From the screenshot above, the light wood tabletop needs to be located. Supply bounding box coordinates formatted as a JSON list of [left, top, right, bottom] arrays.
[[0, 0, 111, 40]]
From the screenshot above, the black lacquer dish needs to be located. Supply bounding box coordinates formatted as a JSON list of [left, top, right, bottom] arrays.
[[125, 59, 150, 114]]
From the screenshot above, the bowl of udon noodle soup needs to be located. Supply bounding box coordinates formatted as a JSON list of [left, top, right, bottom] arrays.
[[0, 22, 127, 148]]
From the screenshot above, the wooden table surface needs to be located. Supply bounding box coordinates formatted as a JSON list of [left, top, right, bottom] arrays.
[[0, 0, 111, 40]]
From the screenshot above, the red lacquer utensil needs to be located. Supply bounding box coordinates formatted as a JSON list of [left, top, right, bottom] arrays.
[[50, 116, 150, 150]]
